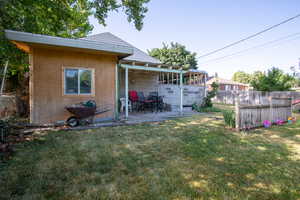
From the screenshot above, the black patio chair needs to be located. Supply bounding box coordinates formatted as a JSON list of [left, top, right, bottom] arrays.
[[148, 92, 164, 112], [137, 92, 155, 112]]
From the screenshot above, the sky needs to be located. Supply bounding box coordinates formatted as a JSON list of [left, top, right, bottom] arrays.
[[89, 0, 300, 79]]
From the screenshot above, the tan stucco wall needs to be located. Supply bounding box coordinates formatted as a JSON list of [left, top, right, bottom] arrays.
[[30, 47, 117, 124]]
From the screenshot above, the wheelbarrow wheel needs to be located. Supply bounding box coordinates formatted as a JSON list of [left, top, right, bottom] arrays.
[[66, 116, 79, 127]]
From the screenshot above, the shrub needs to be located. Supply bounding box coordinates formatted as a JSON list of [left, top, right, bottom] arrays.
[[222, 110, 235, 128], [201, 82, 219, 108], [192, 103, 222, 113]]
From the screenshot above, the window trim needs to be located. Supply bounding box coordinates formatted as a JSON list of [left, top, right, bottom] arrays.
[[62, 66, 95, 96]]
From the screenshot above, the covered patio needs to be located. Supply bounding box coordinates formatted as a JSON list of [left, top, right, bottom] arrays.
[[115, 61, 207, 119]]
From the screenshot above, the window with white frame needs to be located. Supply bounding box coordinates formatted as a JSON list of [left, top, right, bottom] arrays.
[[64, 68, 94, 95]]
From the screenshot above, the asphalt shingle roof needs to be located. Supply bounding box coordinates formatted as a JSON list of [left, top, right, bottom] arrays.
[[84, 32, 161, 65], [207, 77, 250, 86]]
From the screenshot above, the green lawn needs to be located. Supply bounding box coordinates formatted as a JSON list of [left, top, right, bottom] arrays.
[[1, 113, 300, 200]]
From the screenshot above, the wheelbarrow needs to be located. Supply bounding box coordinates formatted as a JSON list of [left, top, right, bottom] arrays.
[[65, 100, 110, 127]]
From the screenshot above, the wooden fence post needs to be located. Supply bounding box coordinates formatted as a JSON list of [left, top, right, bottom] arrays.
[[290, 97, 293, 117], [269, 96, 273, 124], [235, 95, 240, 132]]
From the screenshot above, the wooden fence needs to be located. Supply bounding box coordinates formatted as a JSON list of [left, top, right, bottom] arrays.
[[214, 90, 300, 105], [235, 96, 292, 131]]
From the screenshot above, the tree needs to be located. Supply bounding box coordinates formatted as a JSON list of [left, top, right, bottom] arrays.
[[250, 67, 295, 91], [0, 0, 150, 115], [201, 81, 219, 107], [1, 0, 93, 86], [290, 65, 300, 87], [232, 71, 252, 84], [93, 0, 150, 31], [148, 42, 198, 70], [0, 0, 151, 88]]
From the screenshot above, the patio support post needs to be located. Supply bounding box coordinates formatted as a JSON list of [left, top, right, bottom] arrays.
[[204, 73, 207, 97], [125, 66, 129, 119], [180, 72, 183, 115]]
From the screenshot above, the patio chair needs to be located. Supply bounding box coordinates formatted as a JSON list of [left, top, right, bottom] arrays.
[[129, 90, 139, 111], [137, 92, 155, 112], [119, 97, 132, 113], [148, 92, 164, 112]]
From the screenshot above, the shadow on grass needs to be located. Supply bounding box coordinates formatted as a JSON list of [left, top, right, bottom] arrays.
[[0, 115, 300, 199]]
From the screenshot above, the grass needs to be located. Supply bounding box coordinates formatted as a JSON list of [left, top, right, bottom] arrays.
[[1, 113, 300, 200], [214, 103, 235, 111], [194, 106, 222, 113], [192, 102, 229, 113]]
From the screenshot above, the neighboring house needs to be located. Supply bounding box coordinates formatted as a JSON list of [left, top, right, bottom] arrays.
[[207, 77, 251, 91], [5, 30, 207, 124], [292, 87, 300, 92]]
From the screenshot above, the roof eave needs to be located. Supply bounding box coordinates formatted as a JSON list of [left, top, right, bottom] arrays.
[[5, 30, 133, 56]]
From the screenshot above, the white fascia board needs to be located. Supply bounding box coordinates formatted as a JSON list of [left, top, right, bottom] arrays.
[[120, 64, 186, 73], [5, 30, 133, 55], [188, 69, 208, 74]]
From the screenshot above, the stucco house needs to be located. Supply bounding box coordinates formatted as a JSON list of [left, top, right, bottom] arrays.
[[5, 30, 207, 124]]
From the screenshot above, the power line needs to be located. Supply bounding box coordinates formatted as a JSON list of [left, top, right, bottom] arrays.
[[198, 13, 300, 59], [199, 34, 300, 65], [198, 32, 300, 64]]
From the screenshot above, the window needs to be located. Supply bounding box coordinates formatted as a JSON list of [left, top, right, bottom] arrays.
[[64, 68, 93, 95]]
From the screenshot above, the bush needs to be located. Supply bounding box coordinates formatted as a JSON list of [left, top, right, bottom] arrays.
[[201, 82, 219, 108], [222, 110, 235, 128], [192, 103, 222, 113], [201, 96, 213, 108]]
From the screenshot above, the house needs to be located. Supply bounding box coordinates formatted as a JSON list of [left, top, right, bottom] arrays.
[[207, 77, 251, 91], [5, 30, 207, 124]]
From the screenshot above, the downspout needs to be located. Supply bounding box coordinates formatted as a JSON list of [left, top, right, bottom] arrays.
[[114, 63, 119, 120]]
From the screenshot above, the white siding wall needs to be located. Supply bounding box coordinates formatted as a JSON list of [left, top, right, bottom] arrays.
[[158, 84, 205, 110]]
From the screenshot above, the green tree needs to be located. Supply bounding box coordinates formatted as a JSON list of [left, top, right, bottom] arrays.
[[0, 0, 150, 115], [290, 65, 300, 87], [250, 68, 295, 91], [0, 0, 151, 88], [1, 0, 93, 86], [232, 71, 252, 84], [93, 0, 150, 31], [201, 82, 219, 108], [148, 42, 198, 70]]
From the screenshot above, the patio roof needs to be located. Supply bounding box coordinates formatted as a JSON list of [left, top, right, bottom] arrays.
[[120, 64, 186, 74]]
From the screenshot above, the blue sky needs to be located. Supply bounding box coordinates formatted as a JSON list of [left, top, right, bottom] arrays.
[[89, 0, 300, 79]]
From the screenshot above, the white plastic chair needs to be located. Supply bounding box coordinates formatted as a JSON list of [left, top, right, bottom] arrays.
[[120, 98, 132, 113]]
